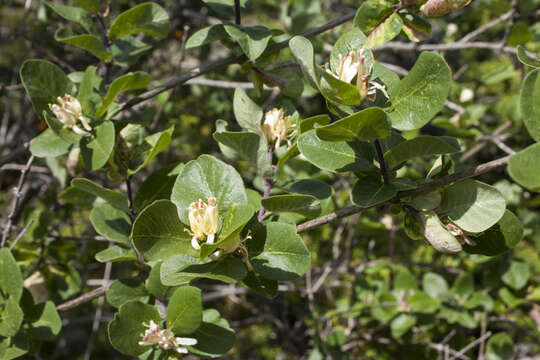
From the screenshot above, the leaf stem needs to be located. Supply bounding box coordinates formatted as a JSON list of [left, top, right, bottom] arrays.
[[257, 148, 274, 223], [374, 139, 390, 184]]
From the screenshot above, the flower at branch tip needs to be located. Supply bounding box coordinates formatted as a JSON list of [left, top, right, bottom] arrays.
[[325, 49, 388, 101], [48, 94, 92, 136], [139, 320, 197, 354], [187, 197, 219, 250], [263, 108, 291, 150]]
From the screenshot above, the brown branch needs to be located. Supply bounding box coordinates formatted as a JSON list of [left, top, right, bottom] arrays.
[[1, 154, 34, 247], [297, 155, 510, 233], [374, 41, 518, 54], [56, 285, 109, 312], [119, 11, 356, 111]]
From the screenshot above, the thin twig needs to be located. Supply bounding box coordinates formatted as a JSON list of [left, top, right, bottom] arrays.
[[1, 154, 34, 247], [234, 0, 241, 25], [56, 285, 109, 312], [457, 9, 515, 43], [449, 331, 492, 360], [9, 219, 34, 250], [374, 41, 518, 54]]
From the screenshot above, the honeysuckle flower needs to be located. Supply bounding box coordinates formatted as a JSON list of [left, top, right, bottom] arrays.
[[49, 94, 92, 136], [139, 320, 197, 354], [325, 49, 388, 101], [263, 108, 291, 150], [187, 197, 219, 250]]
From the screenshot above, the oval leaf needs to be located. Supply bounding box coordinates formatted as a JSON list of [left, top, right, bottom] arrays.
[[316, 107, 390, 142], [109, 2, 170, 41]]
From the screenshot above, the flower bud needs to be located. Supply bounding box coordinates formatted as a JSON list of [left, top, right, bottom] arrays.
[[420, 0, 473, 17], [263, 108, 291, 150], [188, 197, 219, 250]]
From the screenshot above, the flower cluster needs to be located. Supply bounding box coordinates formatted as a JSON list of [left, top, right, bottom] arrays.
[[49, 94, 92, 136], [139, 320, 197, 355], [263, 108, 291, 150], [325, 49, 388, 101], [188, 197, 219, 250]]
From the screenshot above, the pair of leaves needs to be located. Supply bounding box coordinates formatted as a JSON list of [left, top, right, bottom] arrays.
[[186, 23, 272, 62]]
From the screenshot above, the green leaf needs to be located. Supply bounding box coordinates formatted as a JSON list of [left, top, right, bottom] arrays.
[[167, 286, 202, 335], [299, 114, 331, 133], [383, 136, 460, 169], [96, 71, 150, 118], [439, 180, 506, 233], [331, 28, 368, 66], [418, 211, 462, 253], [73, 0, 100, 13], [451, 273, 474, 299], [108, 301, 161, 356], [407, 191, 441, 211], [517, 46, 540, 68], [77, 65, 99, 114], [351, 175, 397, 208], [189, 310, 235, 358], [213, 127, 272, 177], [80, 120, 115, 170], [29, 129, 72, 158], [26, 301, 61, 341], [131, 200, 197, 262], [145, 262, 169, 299], [390, 313, 416, 339], [286, 179, 333, 200], [464, 210, 523, 256], [501, 260, 529, 290], [298, 130, 376, 173], [241, 271, 278, 299], [422, 272, 449, 298], [106, 279, 149, 308], [233, 88, 264, 135], [44, 1, 97, 34], [111, 36, 152, 67], [261, 194, 321, 218], [129, 126, 174, 175], [224, 25, 273, 62], [95, 245, 137, 263], [508, 143, 540, 191], [55, 27, 111, 61], [171, 155, 248, 225], [366, 12, 403, 48], [250, 222, 310, 281], [386, 52, 452, 131], [108, 2, 170, 42], [135, 164, 181, 210], [316, 107, 390, 142], [318, 68, 363, 106], [89, 203, 131, 245], [409, 291, 440, 313], [160, 255, 247, 286], [400, 10, 431, 42], [186, 24, 228, 49], [71, 178, 129, 213], [20, 59, 74, 123], [486, 333, 514, 360], [520, 69, 540, 142], [354, 0, 393, 34], [289, 36, 319, 89], [0, 298, 23, 337], [0, 249, 23, 302]]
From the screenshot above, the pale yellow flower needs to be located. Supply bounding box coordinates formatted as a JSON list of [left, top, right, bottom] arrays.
[[188, 197, 219, 250], [263, 108, 291, 150], [139, 320, 197, 354], [49, 94, 92, 136]]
